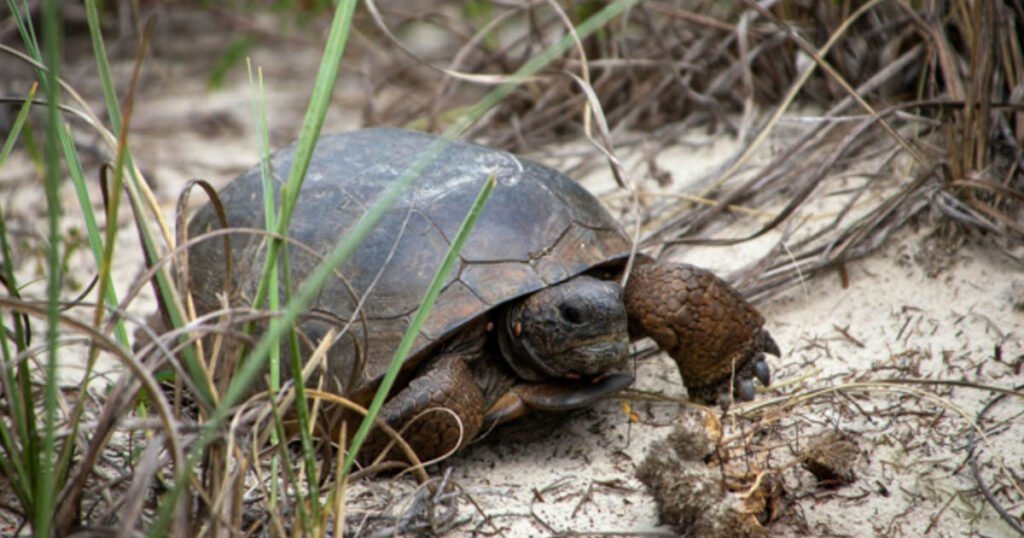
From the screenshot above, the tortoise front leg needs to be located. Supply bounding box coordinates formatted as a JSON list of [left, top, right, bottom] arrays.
[[482, 372, 635, 428], [362, 353, 486, 464], [624, 259, 780, 407]]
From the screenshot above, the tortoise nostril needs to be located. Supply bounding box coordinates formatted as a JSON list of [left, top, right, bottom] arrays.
[[559, 304, 582, 324]]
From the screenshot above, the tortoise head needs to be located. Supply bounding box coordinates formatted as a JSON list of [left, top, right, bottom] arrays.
[[496, 274, 629, 382]]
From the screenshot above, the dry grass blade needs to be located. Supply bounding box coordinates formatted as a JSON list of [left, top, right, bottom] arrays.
[[967, 384, 1024, 535], [363, 0, 541, 87], [304, 389, 429, 483], [737, 380, 1024, 495], [116, 437, 166, 536], [168, 179, 233, 400]]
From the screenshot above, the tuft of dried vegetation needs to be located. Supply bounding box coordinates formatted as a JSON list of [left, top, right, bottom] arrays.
[[1, 0, 1022, 535], [637, 406, 774, 537], [362, 0, 1024, 297]]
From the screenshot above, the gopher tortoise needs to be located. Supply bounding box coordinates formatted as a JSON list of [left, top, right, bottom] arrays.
[[182, 128, 779, 461]]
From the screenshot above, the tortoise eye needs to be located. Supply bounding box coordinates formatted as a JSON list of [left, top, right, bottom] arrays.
[[559, 304, 582, 324]]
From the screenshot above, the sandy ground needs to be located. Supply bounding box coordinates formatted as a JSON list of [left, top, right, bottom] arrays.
[[2, 8, 1022, 536]]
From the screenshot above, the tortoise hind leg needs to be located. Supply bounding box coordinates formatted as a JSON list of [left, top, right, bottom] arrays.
[[361, 354, 486, 465], [624, 259, 780, 407]]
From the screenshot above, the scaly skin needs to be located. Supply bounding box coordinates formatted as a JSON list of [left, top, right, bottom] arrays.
[[357, 319, 634, 464], [624, 258, 779, 406], [361, 354, 487, 464]]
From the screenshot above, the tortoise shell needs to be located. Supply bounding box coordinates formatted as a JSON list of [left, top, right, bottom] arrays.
[[186, 128, 631, 398]]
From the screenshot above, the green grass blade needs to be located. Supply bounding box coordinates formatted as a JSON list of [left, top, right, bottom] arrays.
[[0, 85, 35, 168], [0, 83, 36, 167], [0, 82, 38, 512], [248, 0, 357, 312], [57, 124, 130, 348], [7, 0, 40, 59], [341, 172, 495, 475], [245, 59, 316, 527], [36, 0, 63, 533], [83, 0, 123, 135], [247, 62, 280, 394]]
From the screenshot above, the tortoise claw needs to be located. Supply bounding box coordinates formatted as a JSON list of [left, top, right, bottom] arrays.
[[737, 378, 756, 402], [717, 389, 733, 411], [760, 331, 782, 357], [698, 336, 779, 408], [753, 356, 771, 387]]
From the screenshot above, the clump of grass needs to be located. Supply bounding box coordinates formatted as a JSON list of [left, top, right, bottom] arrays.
[[0, 0, 643, 534]]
